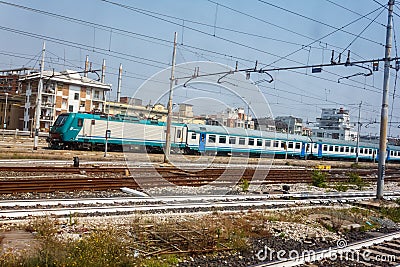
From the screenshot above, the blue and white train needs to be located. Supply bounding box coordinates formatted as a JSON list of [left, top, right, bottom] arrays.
[[47, 112, 400, 162]]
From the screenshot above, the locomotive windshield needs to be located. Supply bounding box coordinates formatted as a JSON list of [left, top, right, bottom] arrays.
[[53, 114, 68, 127]]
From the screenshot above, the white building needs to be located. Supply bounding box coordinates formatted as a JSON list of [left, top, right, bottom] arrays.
[[19, 70, 111, 132], [313, 108, 357, 141], [275, 116, 303, 135], [211, 107, 254, 129]]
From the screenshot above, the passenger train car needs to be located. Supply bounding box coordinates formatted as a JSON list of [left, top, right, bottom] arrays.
[[47, 112, 400, 162]]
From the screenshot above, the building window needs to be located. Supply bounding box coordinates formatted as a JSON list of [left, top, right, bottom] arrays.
[[68, 105, 74, 112], [74, 93, 79, 100], [94, 90, 100, 99]]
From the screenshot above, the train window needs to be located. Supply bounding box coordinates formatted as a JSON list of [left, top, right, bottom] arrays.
[[208, 135, 216, 143], [334, 146, 339, 152], [273, 141, 279, 148], [295, 143, 301, 149], [390, 151, 394, 156], [340, 147, 344, 152], [54, 114, 68, 126], [91, 119, 95, 125], [191, 133, 197, 140], [265, 140, 271, 147], [360, 148, 364, 154], [77, 118, 83, 127], [176, 129, 181, 138], [345, 147, 349, 153], [314, 144, 318, 149], [281, 142, 286, 149], [351, 147, 354, 153], [219, 136, 227, 144], [323, 145, 327, 151], [239, 138, 246, 145], [248, 138, 254, 146], [329, 146, 333, 152], [288, 142, 293, 149], [257, 139, 263, 146], [229, 137, 236, 144]]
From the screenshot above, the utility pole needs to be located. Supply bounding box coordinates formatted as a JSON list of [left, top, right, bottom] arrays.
[[377, 0, 394, 200], [2, 93, 8, 140], [163, 32, 177, 163], [355, 101, 362, 164], [33, 41, 45, 150]]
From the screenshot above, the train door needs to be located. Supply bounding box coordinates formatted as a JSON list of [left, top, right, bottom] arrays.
[[318, 143, 323, 158], [300, 142, 306, 158], [199, 132, 206, 152]]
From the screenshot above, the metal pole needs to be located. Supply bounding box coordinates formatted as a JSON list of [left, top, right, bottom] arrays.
[[2, 93, 8, 140], [116, 63, 122, 103], [164, 32, 178, 163], [377, 0, 394, 200], [355, 101, 362, 164], [104, 92, 109, 157], [33, 41, 45, 150]]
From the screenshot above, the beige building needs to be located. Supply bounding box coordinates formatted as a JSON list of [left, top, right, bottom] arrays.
[[19, 70, 111, 132]]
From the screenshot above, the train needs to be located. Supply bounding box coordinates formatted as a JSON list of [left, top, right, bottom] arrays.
[[47, 112, 400, 162]]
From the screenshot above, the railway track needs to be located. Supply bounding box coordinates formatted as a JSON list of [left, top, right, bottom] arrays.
[[0, 166, 399, 193], [252, 231, 400, 267]]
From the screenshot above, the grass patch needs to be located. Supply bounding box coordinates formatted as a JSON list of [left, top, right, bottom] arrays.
[[380, 208, 400, 223], [312, 170, 327, 188], [334, 183, 349, 192], [348, 172, 366, 190]]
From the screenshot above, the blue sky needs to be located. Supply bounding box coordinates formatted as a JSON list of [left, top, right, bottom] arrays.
[[0, 0, 399, 137]]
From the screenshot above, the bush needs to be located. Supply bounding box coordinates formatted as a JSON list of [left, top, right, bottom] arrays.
[[312, 171, 327, 188], [350, 163, 361, 169], [240, 178, 249, 192], [334, 183, 349, 192], [348, 172, 366, 190]]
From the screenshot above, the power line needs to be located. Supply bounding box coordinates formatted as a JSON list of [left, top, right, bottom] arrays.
[[258, 0, 385, 46], [262, 5, 386, 67], [324, 0, 386, 27], [338, 7, 385, 55]]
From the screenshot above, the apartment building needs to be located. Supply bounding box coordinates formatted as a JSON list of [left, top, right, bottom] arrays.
[[19, 70, 111, 132]]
